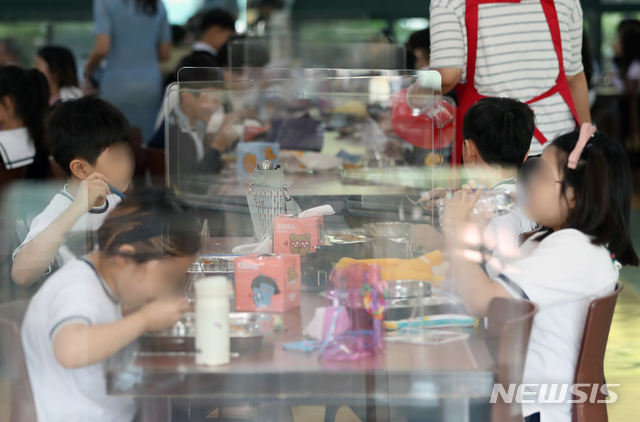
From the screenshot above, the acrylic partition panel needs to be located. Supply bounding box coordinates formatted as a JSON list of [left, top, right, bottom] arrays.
[[165, 69, 458, 246]]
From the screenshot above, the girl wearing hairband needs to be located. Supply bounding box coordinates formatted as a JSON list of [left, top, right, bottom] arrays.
[[21, 188, 201, 422], [442, 124, 638, 422]]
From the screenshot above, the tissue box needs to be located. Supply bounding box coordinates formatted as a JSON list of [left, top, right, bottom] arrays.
[[273, 214, 325, 256], [236, 141, 280, 179], [235, 254, 301, 312]]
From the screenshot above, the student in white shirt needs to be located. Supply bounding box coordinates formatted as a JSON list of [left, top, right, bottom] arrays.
[[11, 97, 135, 286], [411, 97, 536, 274], [35, 46, 84, 107], [0, 66, 50, 181], [442, 125, 639, 422], [22, 188, 200, 422]]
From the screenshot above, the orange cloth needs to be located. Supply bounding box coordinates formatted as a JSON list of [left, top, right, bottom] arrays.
[[332, 250, 446, 286]]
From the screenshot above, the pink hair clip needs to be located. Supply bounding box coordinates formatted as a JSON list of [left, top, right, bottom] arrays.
[[567, 123, 597, 170]]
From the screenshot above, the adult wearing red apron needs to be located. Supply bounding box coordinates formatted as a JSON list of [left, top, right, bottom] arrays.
[[453, 0, 581, 164]]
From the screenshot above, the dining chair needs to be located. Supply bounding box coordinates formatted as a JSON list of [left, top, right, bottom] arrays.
[[0, 300, 36, 422], [487, 297, 539, 422], [572, 281, 623, 422], [143, 146, 166, 187], [129, 126, 148, 181]]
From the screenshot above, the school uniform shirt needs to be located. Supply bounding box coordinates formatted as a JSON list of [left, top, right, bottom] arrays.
[[494, 229, 619, 422], [429, 0, 584, 155], [0, 127, 36, 170], [12, 184, 122, 274], [21, 258, 136, 422], [483, 178, 537, 279]]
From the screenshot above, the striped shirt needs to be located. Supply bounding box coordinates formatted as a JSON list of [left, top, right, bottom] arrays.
[[430, 0, 584, 155]]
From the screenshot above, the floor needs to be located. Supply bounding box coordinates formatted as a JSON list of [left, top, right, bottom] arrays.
[[2, 209, 639, 422]]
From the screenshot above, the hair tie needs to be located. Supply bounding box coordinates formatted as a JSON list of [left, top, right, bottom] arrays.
[[567, 123, 596, 169]]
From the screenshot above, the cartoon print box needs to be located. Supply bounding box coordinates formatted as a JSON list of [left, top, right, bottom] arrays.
[[273, 214, 325, 257], [235, 254, 301, 312], [236, 141, 280, 180]]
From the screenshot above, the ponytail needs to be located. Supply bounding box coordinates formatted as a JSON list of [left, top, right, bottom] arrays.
[[551, 131, 639, 266]]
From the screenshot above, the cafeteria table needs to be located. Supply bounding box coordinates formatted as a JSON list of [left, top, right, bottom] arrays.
[[106, 293, 497, 422]]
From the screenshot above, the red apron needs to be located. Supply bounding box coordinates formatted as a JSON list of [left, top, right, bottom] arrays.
[[452, 0, 580, 164]]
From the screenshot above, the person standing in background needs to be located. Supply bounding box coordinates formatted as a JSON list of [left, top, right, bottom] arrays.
[[85, 0, 172, 143], [405, 28, 430, 70], [35, 46, 84, 107], [429, 0, 591, 162], [0, 39, 22, 66]]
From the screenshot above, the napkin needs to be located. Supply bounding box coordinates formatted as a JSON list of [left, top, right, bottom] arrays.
[[297, 205, 335, 219], [303, 305, 351, 340], [231, 233, 273, 255]]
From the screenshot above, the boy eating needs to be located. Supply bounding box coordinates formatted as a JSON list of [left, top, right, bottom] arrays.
[[12, 96, 135, 286]]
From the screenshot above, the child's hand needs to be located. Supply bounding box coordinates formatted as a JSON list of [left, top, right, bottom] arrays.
[[417, 187, 448, 212], [410, 224, 445, 252], [74, 173, 111, 212], [442, 189, 486, 249], [139, 298, 191, 332]]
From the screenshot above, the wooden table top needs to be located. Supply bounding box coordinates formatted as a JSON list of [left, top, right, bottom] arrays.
[[106, 294, 496, 405]]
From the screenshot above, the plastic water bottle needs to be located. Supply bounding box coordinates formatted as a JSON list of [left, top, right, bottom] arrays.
[[195, 276, 229, 366], [438, 189, 517, 226]]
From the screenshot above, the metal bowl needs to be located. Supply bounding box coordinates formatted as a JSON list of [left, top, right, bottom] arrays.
[[386, 280, 432, 299], [140, 312, 273, 354], [364, 222, 412, 239]]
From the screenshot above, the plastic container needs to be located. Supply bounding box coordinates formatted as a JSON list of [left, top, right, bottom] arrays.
[[195, 276, 230, 366]]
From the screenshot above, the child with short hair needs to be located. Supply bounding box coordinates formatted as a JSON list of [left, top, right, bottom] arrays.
[[21, 188, 200, 422], [411, 97, 536, 275], [12, 96, 135, 286], [443, 125, 638, 422]]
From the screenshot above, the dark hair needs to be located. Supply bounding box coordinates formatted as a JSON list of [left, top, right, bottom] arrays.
[[47, 96, 130, 176], [617, 19, 640, 78], [37, 46, 79, 89], [98, 188, 202, 262], [462, 97, 534, 168], [132, 0, 157, 15], [200, 8, 236, 33], [535, 131, 638, 266], [0, 66, 49, 157], [406, 28, 430, 55]]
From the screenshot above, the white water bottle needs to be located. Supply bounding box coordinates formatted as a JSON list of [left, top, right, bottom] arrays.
[[195, 276, 229, 366]]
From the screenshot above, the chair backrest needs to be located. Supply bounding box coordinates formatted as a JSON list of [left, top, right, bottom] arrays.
[[572, 282, 623, 422], [0, 300, 37, 422], [487, 297, 539, 422], [130, 127, 148, 180], [143, 146, 166, 186]]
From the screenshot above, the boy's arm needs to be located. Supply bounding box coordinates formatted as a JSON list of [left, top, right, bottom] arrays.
[[53, 298, 190, 369], [12, 173, 111, 286]]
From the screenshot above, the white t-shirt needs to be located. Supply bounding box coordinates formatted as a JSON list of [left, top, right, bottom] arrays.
[[494, 229, 619, 422], [429, 0, 584, 155], [13, 185, 122, 274], [21, 258, 137, 422], [484, 178, 537, 279], [625, 60, 640, 90], [0, 127, 36, 170]]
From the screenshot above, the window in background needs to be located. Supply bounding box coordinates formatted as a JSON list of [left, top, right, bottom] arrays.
[[393, 18, 429, 45], [0, 23, 48, 67], [51, 22, 95, 76], [298, 20, 389, 44], [165, 0, 202, 25]]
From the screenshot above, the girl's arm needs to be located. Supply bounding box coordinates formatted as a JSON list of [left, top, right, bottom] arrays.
[[567, 71, 592, 125], [84, 35, 110, 81], [442, 190, 511, 317], [53, 298, 190, 369], [157, 42, 172, 62]]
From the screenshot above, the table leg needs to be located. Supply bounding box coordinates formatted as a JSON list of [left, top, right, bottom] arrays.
[[137, 398, 171, 422], [324, 405, 341, 422]]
